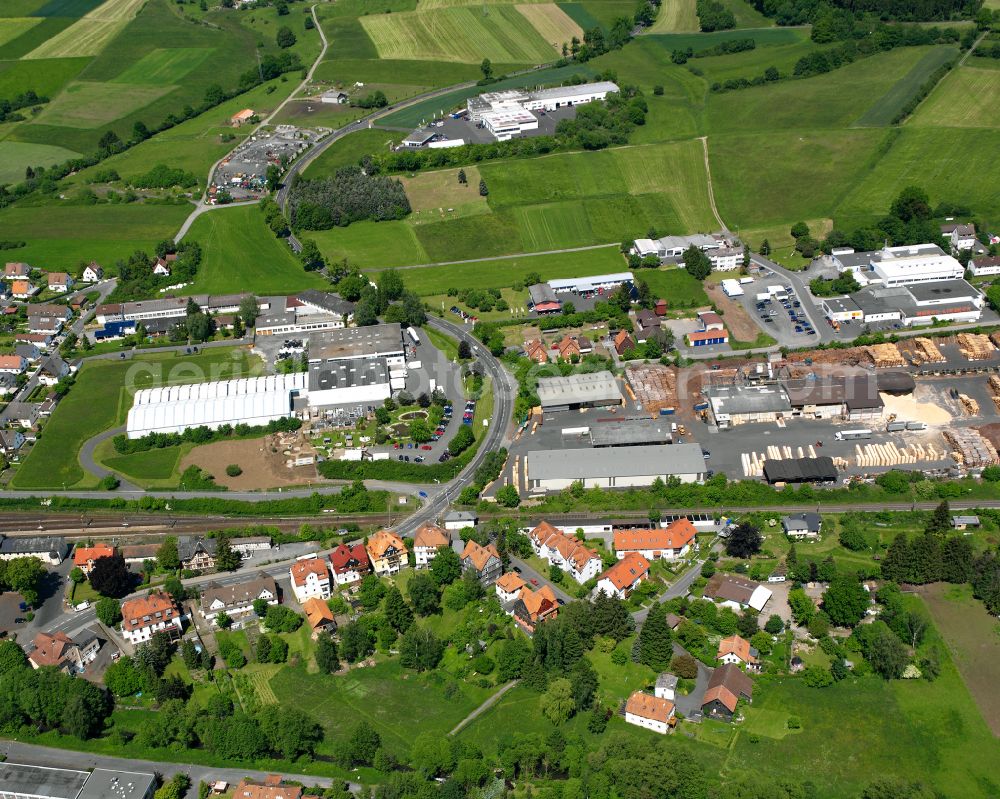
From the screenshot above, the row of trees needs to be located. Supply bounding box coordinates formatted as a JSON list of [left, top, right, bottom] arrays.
[[112, 416, 301, 456]]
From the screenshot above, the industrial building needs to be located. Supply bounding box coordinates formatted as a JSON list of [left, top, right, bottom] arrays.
[[466, 81, 619, 141], [631, 233, 745, 271], [762, 456, 838, 484], [305, 323, 405, 366], [708, 385, 791, 428], [126, 373, 307, 438], [830, 244, 964, 287], [526, 443, 706, 492], [547, 272, 634, 295], [0, 763, 155, 799], [254, 291, 354, 335], [784, 375, 883, 420], [587, 418, 673, 447], [307, 357, 392, 408], [95, 294, 265, 325], [537, 371, 623, 412], [527, 283, 562, 314]]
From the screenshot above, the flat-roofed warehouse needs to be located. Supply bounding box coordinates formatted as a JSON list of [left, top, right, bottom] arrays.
[[537, 371, 623, 412], [0, 762, 89, 799], [307, 323, 405, 365], [526, 443, 706, 492], [126, 373, 307, 438], [588, 418, 672, 447], [708, 385, 791, 428], [763, 456, 838, 484], [308, 356, 391, 408]]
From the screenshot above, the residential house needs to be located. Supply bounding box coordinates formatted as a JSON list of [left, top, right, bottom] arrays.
[[37, 355, 70, 386], [952, 515, 981, 531], [666, 612, 683, 631], [27, 305, 70, 335], [717, 634, 759, 669], [702, 663, 753, 722], [28, 629, 101, 673], [366, 530, 408, 576], [461, 539, 502, 586], [624, 690, 675, 734], [230, 109, 255, 127], [0, 401, 39, 430], [177, 536, 218, 571], [612, 329, 635, 356], [121, 543, 160, 566], [704, 573, 772, 612], [595, 552, 650, 599], [577, 335, 593, 354], [15, 343, 41, 363], [612, 519, 696, 561], [230, 536, 272, 558], [443, 510, 478, 532], [14, 332, 52, 347], [4, 262, 30, 279], [941, 222, 977, 253], [199, 575, 278, 623], [82, 262, 104, 283], [232, 774, 321, 799], [554, 335, 581, 361], [413, 522, 451, 568], [302, 597, 336, 633], [506, 583, 559, 633], [524, 339, 549, 364], [47, 272, 73, 293], [0, 428, 25, 456], [969, 256, 1000, 277], [0, 355, 25, 375], [495, 571, 527, 603], [329, 542, 371, 586], [120, 592, 183, 645], [697, 310, 724, 332], [152, 255, 176, 276], [10, 280, 34, 299], [655, 673, 678, 701], [0, 535, 67, 564], [72, 543, 116, 575], [0, 373, 16, 397], [528, 521, 602, 584], [290, 557, 331, 602], [634, 309, 660, 343], [781, 512, 822, 539]]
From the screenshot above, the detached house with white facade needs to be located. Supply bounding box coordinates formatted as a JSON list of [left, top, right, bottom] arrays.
[[289, 556, 331, 602], [121, 592, 183, 645], [528, 520, 603, 584]]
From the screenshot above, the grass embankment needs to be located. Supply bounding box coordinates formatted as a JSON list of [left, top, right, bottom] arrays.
[[12, 348, 260, 490]]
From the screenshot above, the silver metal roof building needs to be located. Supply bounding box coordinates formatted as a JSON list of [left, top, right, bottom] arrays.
[[527, 443, 705, 492], [537, 371, 623, 411], [708, 385, 790, 427], [589, 418, 673, 447], [0, 763, 89, 799], [307, 323, 404, 362], [77, 768, 156, 799], [126, 373, 306, 438]]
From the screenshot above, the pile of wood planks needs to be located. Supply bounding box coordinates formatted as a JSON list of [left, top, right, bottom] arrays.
[[912, 337, 946, 364], [944, 428, 999, 467], [866, 343, 906, 368], [957, 333, 995, 361]]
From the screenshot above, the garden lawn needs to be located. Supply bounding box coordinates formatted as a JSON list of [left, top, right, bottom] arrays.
[[182, 205, 327, 295], [638, 268, 710, 307], [103, 444, 192, 486], [12, 348, 259, 489], [0, 202, 190, 271], [910, 64, 1000, 128], [269, 659, 494, 759]]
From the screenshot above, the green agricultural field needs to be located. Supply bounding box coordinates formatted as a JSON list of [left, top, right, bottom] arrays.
[[690, 39, 824, 84], [12, 348, 260, 490], [311, 219, 430, 269], [33, 0, 107, 15], [0, 0, 48, 15], [25, 0, 146, 59], [516, 3, 584, 50], [716, 0, 774, 27], [313, 56, 479, 89], [33, 80, 173, 128], [413, 209, 524, 261], [316, 16, 379, 61], [853, 45, 958, 127], [643, 25, 804, 52], [0, 56, 89, 98], [910, 64, 1000, 128], [0, 17, 42, 46], [305, 129, 400, 179], [648, 0, 699, 33], [0, 17, 76, 59], [367, 245, 626, 294], [0, 140, 79, 183], [111, 47, 214, 85], [0, 202, 189, 270], [560, 0, 636, 30], [835, 127, 1000, 228], [183, 205, 327, 296], [360, 5, 559, 63], [709, 128, 889, 228]]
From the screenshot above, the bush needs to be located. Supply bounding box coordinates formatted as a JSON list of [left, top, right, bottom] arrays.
[[225, 464, 243, 477]]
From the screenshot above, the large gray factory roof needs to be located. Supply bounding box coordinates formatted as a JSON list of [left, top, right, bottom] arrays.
[[589, 418, 673, 446], [708, 385, 791, 415], [536, 371, 622, 407], [528, 443, 705, 480]]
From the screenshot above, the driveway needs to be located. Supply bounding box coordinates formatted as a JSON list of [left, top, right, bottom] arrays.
[[671, 642, 712, 721]]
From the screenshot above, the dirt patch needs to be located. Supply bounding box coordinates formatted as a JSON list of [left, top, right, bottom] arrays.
[[180, 434, 321, 491], [399, 411, 428, 420], [705, 283, 760, 343], [880, 385, 953, 426], [919, 583, 1000, 736]]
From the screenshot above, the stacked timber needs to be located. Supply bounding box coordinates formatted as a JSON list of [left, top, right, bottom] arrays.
[[866, 343, 906, 368], [957, 333, 994, 361]]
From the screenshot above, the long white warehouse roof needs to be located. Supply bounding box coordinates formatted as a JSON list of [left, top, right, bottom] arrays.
[[127, 373, 307, 439]]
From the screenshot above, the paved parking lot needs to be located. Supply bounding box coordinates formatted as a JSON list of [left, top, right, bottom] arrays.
[[732, 278, 820, 347], [212, 125, 325, 201], [407, 106, 576, 146]]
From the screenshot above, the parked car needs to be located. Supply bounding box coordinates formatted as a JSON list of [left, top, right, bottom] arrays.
[[420, 444, 432, 450]]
